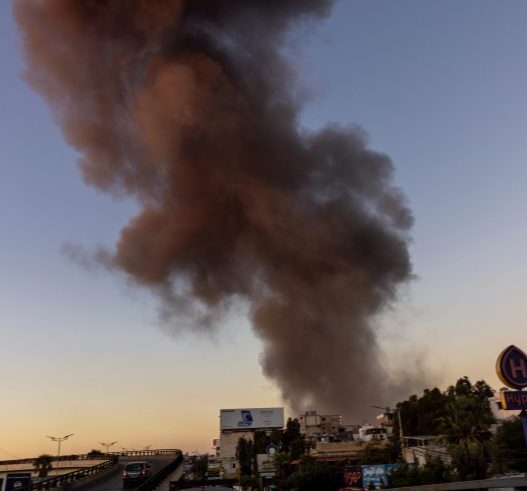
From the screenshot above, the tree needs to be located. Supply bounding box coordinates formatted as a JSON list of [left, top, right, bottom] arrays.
[[392, 376, 496, 483], [386, 458, 453, 488], [237, 437, 254, 477], [419, 457, 454, 484], [34, 454, 53, 478], [285, 459, 343, 491], [239, 474, 259, 490], [272, 451, 290, 489], [282, 418, 306, 460], [439, 395, 495, 480], [491, 416, 527, 474], [358, 442, 400, 465]]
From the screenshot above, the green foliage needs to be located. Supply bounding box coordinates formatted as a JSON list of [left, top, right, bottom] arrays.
[[282, 418, 306, 460], [33, 454, 53, 478], [358, 442, 400, 465], [237, 437, 255, 477], [272, 451, 290, 488], [239, 474, 259, 490], [448, 442, 489, 480], [394, 377, 495, 439], [439, 396, 495, 446], [419, 457, 455, 484], [438, 391, 495, 480], [285, 460, 343, 491], [394, 388, 448, 437], [386, 458, 454, 488], [490, 416, 527, 474], [392, 376, 497, 482], [387, 463, 421, 488]]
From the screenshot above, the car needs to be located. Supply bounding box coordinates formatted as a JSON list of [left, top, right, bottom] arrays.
[[122, 461, 152, 487]]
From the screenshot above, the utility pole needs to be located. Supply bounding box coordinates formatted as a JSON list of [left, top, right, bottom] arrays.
[[46, 434, 74, 458]]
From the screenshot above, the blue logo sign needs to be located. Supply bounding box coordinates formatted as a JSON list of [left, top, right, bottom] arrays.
[[496, 345, 527, 389], [238, 410, 254, 427]]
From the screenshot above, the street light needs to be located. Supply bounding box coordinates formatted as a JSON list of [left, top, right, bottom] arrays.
[[99, 441, 117, 453], [46, 434, 74, 458]]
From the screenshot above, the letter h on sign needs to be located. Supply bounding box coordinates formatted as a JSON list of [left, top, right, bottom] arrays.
[[497, 345, 527, 390]]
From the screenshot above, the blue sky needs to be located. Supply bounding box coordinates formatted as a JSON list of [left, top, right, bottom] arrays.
[[1, 0, 526, 457]]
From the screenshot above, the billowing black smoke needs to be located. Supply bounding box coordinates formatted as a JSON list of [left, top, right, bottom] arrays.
[[15, 0, 418, 419]]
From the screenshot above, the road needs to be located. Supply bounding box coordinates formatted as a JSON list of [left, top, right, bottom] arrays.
[[83, 459, 170, 491]]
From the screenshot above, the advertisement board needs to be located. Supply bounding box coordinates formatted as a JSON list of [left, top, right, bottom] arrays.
[[361, 464, 400, 489], [343, 466, 363, 488], [220, 407, 284, 430], [6, 473, 32, 491]]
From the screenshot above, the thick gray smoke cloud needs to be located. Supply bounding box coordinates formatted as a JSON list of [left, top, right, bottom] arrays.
[[15, 0, 419, 419]]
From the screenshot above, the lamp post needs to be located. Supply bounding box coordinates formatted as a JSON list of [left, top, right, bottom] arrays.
[[46, 434, 74, 458], [99, 441, 117, 454]]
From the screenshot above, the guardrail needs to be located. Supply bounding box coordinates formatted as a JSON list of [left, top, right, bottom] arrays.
[[0, 450, 181, 466], [0, 455, 110, 466], [135, 452, 183, 491], [21, 459, 117, 491], [108, 449, 181, 458]]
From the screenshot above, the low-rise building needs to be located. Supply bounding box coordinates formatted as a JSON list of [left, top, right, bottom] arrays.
[[402, 436, 450, 466], [216, 407, 284, 479]]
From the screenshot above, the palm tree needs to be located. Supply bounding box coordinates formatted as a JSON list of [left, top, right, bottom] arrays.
[[272, 451, 290, 490], [438, 396, 495, 479], [33, 454, 53, 478], [440, 397, 495, 447]]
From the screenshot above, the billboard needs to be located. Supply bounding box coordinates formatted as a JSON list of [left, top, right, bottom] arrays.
[[343, 466, 363, 488], [220, 407, 284, 430], [361, 464, 400, 489], [6, 473, 32, 491]]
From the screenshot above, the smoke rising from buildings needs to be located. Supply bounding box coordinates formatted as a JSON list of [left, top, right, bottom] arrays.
[[15, 0, 419, 418]]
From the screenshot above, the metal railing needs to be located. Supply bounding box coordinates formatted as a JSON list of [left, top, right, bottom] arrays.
[[0, 450, 181, 467], [135, 453, 183, 491], [24, 458, 118, 491], [109, 449, 181, 458], [0, 454, 111, 466]]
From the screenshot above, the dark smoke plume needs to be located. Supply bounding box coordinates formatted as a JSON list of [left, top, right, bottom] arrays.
[[15, 0, 419, 419]]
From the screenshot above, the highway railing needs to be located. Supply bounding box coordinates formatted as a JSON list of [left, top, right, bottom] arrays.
[[0, 454, 110, 466], [22, 458, 118, 491], [109, 449, 181, 457], [135, 452, 183, 491], [0, 449, 181, 466]]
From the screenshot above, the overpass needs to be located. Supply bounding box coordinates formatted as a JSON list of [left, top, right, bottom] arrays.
[[0, 450, 188, 491]]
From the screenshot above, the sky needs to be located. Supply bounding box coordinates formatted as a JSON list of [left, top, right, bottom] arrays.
[[1, 0, 527, 458]]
